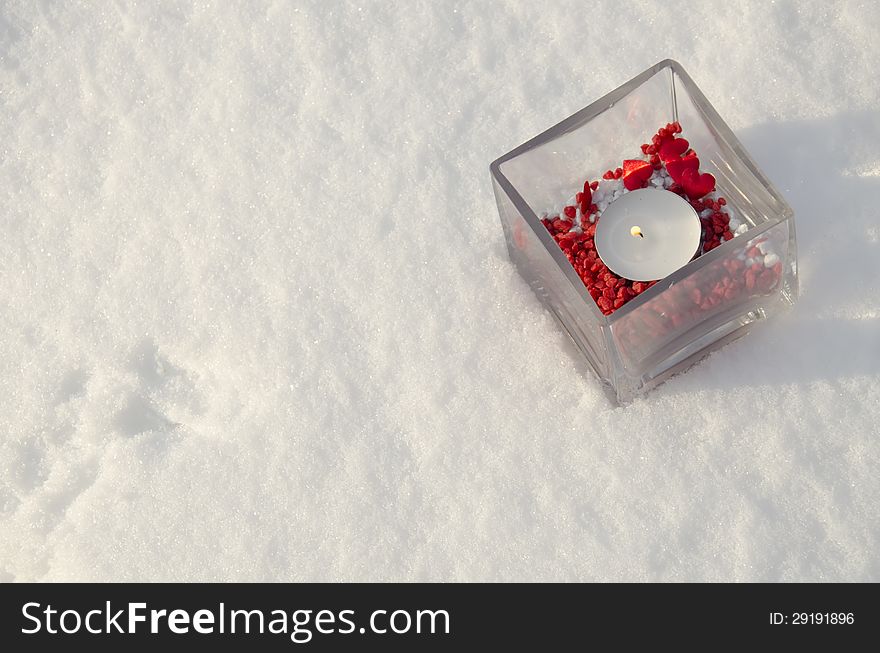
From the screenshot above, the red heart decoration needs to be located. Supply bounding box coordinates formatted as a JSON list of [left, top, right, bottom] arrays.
[[658, 138, 689, 162], [581, 180, 592, 212], [665, 155, 700, 183], [681, 168, 715, 199], [622, 159, 652, 190]]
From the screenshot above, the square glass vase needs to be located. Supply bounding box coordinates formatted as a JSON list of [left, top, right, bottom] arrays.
[[490, 59, 798, 404]]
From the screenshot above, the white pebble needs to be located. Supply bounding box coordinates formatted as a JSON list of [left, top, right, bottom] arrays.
[[651, 177, 664, 187], [700, 209, 714, 218], [734, 224, 748, 236], [757, 241, 770, 255], [763, 253, 779, 268], [745, 257, 755, 267]]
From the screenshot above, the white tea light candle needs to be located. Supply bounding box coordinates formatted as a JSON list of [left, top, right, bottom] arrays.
[[594, 188, 702, 282]]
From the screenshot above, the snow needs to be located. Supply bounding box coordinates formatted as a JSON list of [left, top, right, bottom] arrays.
[[1, 1, 879, 582]]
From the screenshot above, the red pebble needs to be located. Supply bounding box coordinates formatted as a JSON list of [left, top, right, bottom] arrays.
[[553, 218, 572, 232], [745, 269, 757, 290], [757, 269, 777, 293]]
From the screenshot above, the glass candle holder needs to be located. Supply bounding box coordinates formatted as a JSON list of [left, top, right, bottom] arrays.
[[490, 59, 798, 404]]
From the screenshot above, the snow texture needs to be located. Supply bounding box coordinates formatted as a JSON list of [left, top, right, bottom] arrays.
[[1, 1, 879, 582]]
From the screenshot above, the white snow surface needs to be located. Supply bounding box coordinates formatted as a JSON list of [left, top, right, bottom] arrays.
[[2, 1, 879, 582]]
